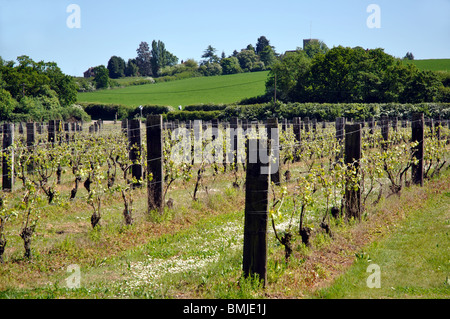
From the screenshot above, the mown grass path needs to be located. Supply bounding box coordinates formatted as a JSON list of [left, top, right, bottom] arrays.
[[310, 173, 450, 298]]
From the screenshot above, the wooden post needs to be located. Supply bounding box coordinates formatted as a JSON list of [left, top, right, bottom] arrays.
[[128, 119, 142, 187], [147, 115, 163, 213], [48, 120, 56, 145], [344, 124, 361, 220], [2, 123, 14, 191], [381, 116, 389, 150], [26, 122, 35, 173], [411, 113, 424, 186], [64, 122, 70, 143], [243, 138, 269, 285], [293, 117, 301, 162], [266, 118, 280, 185]]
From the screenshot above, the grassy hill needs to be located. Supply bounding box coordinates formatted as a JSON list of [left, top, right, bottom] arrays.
[[77, 71, 269, 107], [403, 58, 450, 72]]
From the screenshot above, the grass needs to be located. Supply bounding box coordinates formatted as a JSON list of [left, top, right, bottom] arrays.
[[310, 173, 450, 299], [403, 58, 450, 72], [77, 71, 269, 107]]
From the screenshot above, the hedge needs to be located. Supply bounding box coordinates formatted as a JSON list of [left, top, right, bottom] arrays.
[[79, 102, 173, 120]]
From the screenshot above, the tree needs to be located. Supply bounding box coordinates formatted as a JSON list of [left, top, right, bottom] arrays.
[[259, 46, 276, 68], [124, 59, 139, 77], [107, 56, 126, 79], [266, 50, 311, 101], [404, 52, 414, 60], [199, 62, 222, 76], [236, 49, 259, 72], [136, 41, 152, 76], [201, 45, 219, 64], [304, 40, 329, 59], [256, 36, 271, 55], [0, 88, 17, 119], [93, 65, 110, 89], [220, 57, 242, 75], [150, 40, 178, 75]]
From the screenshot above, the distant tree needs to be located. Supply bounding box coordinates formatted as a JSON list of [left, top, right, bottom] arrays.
[[124, 59, 139, 77], [0, 88, 17, 119], [304, 40, 329, 59], [150, 40, 178, 75], [183, 59, 198, 69], [136, 41, 153, 76], [199, 62, 222, 76], [246, 44, 256, 53], [256, 36, 270, 55], [404, 52, 415, 60], [201, 45, 219, 64], [220, 57, 242, 75], [236, 49, 259, 72], [259, 46, 276, 68], [93, 65, 110, 89], [107, 56, 126, 79], [266, 50, 311, 101]]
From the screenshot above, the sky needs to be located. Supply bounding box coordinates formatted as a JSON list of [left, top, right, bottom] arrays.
[[1, 0, 449, 77]]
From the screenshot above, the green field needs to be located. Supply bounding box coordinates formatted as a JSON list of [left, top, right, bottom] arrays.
[[403, 58, 450, 72], [77, 71, 269, 107]]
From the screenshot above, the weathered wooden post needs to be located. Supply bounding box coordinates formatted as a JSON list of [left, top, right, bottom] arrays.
[[266, 118, 280, 185], [411, 113, 424, 186], [293, 117, 301, 162], [2, 123, 14, 191], [64, 122, 70, 143], [381, 116, 389, 150], [26, 122, 35, 173], [147, 115, 163, 213], [344, 123, 362, 220], [48, 120, 56, 145], [128, 119, 142, 188], [243, 138, 269, 285]]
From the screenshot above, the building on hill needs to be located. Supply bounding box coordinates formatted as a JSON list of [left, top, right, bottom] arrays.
[[84, 67, 95, 78], [303, 38, 319, 49]]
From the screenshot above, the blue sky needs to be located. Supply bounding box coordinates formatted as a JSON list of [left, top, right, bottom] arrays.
[[1, 0, 449, 76]]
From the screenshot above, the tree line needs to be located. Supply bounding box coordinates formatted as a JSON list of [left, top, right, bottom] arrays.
[[82, 36, 279, 90], [0, 56, 89, 122], [266, 46, 450, 104]]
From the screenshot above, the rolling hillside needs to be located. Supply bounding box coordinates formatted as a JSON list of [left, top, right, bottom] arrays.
[[403, 58, 450, 72], [77, 71, 269, 107]]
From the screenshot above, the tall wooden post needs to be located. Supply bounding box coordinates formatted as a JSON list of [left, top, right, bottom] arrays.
[[147, 115, 163, 213], [344, 124, 361, 220], [48, 120, 56, 145], [26, 122, 35, 173], [2, 123, 14, 191], [411, 113, 424, 186], [128, 119, 142, 187], [293, 117, 301, 162], [381, 116, 389, 150], [243, 139, 269, 285]]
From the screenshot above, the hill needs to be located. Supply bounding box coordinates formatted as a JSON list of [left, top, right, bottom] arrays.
[[77, 71, 269, 107], [403, 58, 450, 72]]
